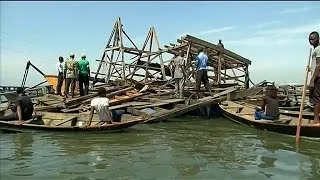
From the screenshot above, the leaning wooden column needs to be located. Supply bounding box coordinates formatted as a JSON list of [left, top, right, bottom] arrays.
[[117, 17, 126, 80], [144, 30, 153, 83], [153, 27, 166, 80], [244, 65, 249, 89], [94, 20, 117, 84], [185, 43, 192, 83]]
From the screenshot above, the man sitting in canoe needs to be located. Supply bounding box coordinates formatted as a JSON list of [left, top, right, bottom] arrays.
[[254, 85, 280, 120], [0, 87, 34, 124], [86, 87, 124, 126]]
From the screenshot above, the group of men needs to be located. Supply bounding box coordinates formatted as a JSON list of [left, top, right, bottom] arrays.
[[170, 43, 223, 99], [56, 53, 91, 98]]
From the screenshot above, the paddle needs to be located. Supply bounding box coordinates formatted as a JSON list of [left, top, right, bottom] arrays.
[[295, 48, 313, 145]]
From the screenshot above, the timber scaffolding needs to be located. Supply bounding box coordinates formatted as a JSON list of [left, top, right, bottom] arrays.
[[93, 17, 252, 89]]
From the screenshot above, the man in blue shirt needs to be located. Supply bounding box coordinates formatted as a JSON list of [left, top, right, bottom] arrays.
[[195, 48, 210, 98]]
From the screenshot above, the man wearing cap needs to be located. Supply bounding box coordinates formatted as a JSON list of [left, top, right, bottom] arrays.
[[56, 56, 64, 96], [64, 53, 78, 98], [0, 87, 34, 123], [78, 54, 90, 96]]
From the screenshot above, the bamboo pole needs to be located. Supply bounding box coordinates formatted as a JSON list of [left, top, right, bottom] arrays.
[[295, 48, 313, 144]]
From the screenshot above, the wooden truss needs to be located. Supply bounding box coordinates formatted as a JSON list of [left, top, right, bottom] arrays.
[[93, 17, 166, 84]]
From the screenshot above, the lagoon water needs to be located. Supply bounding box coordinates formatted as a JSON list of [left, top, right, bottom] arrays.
[[0, 117, 319, 180]]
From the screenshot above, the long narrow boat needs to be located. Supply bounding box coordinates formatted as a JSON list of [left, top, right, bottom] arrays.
[[0, 112, 146, 133], [219, 101, 320, 138]]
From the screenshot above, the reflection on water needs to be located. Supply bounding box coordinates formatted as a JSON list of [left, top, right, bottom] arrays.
[[0, 117, 319, 180]]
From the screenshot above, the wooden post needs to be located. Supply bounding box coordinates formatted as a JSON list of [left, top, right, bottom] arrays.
[[185, 43, 192, 83], [117, 17, 126, 80], [95, 21, 117, 84], [218, 54, 222, 84], [224, 68, 227, 83], [295, 48, 312, 145], [153, 27, 166, 80], [244, 65, 249, 89], [144, 30, 153, 83]]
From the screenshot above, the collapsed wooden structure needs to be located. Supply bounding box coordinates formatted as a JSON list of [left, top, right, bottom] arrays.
[[0, 17, 258, 130], [93, 17, 252, 89]]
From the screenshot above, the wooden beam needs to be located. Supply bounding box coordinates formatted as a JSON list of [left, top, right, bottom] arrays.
[[183, 35, 251, 65]]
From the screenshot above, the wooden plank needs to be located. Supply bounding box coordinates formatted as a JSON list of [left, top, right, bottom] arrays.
[[61, 92, 148, 113], [82, 87, 134, 104], [146, 97, 225, 123], [211, 86, 239, 98], [134, 99, 185, 109], [65, 86, 125, 106], [61, 106, 89, 113], [55, 116, 77, 126]]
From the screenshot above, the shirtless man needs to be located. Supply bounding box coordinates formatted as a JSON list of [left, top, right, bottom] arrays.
[[254, 85, 280, 120], [308, 31, 320, 124]]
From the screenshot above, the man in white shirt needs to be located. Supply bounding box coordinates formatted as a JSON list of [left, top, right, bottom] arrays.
[[56, 56, 64, 95], [87, 87, 113, 126], [308, 31, 320, 124]]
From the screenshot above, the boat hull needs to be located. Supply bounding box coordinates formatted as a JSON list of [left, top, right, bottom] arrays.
[[220, 102, 320, 138], [0, 119, 143, 133]]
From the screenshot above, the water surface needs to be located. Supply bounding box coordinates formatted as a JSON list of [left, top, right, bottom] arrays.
[[1, 117, 319, 180]]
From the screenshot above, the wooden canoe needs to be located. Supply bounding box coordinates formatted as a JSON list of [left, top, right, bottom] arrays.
[[219, 101, 320, 138], [0, 112, 146, 133]]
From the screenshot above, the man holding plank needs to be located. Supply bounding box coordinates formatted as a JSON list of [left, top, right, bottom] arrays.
[[308, 31, 320, 124]]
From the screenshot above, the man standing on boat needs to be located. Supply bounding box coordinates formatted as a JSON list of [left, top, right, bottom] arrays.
[[78, 54, 90, 96], [56, 56, 64, 96], [195, 48, 210, 98], [171, 50, 186, 99], [0, 87, 34, 124], [215, 39, 225, 83], [308, 31, 320, 124], [64, 53, 78, 98]]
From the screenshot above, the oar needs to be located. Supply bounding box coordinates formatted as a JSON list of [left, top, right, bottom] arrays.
[[295, 48, 313, 145]]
